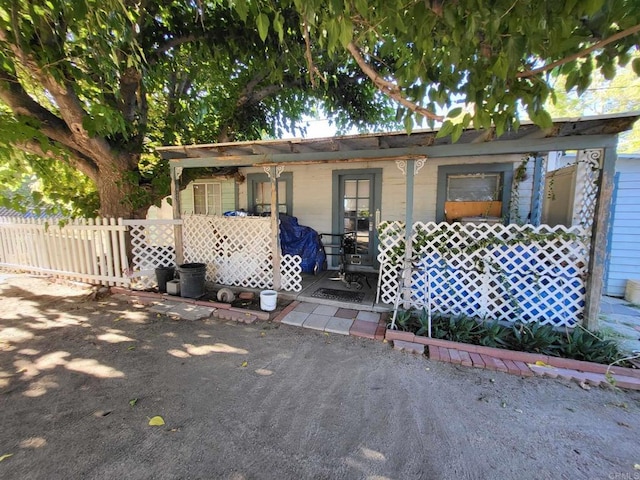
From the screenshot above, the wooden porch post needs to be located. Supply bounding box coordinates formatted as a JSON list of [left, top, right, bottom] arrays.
[[170, 166, 184, 265], [270, 166, 282, 290], [584, 146, 617, 330], [402, 159, 415, 310]]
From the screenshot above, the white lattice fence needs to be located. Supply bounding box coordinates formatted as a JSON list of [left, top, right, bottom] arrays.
[[183, 215, 271, 287], [123, 219, 179, 289], [281, 254, 302, 292], [182, 215, 301, 291], [377, 221, 589, 327], [575, 149, 601, 232]]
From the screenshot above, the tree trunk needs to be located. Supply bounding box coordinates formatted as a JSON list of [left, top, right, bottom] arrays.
[[96, 156, 137, 218]]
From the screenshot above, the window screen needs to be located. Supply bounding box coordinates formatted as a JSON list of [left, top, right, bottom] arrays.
[[447, 173, 501, 202]]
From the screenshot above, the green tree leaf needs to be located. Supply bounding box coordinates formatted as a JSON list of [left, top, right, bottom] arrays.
[[256, 13, 270, 42]]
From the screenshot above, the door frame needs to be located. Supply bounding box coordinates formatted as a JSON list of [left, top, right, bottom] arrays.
[[331, 168, 383, 269]]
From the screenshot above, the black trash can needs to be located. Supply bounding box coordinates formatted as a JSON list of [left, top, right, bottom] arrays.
[[177, 263, 207, 298], [155, 266, 175, 293]]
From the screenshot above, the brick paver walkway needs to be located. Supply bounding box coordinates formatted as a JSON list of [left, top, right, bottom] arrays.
[[275, 301, 386, 340]]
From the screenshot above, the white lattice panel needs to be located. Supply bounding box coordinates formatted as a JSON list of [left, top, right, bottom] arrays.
[[123, 220, 178, 289], [575, 149, 601, 232], [183, 215, 273, 288], [377, 221, 406, 304], [377, 221, 588, 326], [281, 254, 302, 292]]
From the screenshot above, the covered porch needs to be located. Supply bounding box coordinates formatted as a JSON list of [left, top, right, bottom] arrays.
[[158, 113, 639, 329]]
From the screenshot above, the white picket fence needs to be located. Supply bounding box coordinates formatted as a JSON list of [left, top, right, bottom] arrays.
[[377, 220, 589, 327], [0, 217, 129, 286]]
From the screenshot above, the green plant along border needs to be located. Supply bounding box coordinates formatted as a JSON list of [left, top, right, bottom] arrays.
[[392, 309, 627, 367]]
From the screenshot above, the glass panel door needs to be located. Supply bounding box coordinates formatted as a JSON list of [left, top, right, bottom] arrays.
[[338, 173, 377, 266]]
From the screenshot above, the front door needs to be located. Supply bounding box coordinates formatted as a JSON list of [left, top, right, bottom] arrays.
[[333, 169, 382, 268]]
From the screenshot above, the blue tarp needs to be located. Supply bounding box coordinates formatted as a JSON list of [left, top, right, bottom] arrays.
[[279, 214, 326, 274]]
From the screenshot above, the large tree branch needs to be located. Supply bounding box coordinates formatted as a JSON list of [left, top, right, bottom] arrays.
[[517, 23, 640, 78], [119, 67, 142, 123], [346, 42, 444, 122], [153, 34, 198, 58], [15, 139, 99, 182], [0, 30, 119, 168], [0, 71, 102, 165]]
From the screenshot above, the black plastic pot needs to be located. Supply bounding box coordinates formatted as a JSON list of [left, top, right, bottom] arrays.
[[155, 266, 175, 293], [177, 263, 206, 298]]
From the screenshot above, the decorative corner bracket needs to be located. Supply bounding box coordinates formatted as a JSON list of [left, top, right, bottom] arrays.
[[415, 157, 427, 175], [173, 166, 183, 179], [395, 160, 407, 176], [579, 149, 603, 171], [264, 165, 285, 179]]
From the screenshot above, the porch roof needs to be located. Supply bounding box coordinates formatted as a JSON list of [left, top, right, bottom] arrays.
[[159, 112, 639, 169]]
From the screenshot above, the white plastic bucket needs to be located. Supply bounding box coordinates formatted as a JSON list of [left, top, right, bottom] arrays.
[[260, 290, 278, 311]]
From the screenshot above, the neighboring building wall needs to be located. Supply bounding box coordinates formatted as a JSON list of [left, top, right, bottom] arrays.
[[147, 178, 237, 219], [606, 156, 640, 297], [541, 164, 578, 227], [237, 154, 530, 235]]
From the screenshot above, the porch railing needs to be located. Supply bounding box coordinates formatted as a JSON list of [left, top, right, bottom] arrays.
[[377, 220, 589, 327], [182, 215, 302, 292]]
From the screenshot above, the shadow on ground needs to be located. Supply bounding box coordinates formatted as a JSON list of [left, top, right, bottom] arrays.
[[1, 273, 640, 480]]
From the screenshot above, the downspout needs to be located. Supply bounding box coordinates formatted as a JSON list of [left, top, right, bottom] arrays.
[[529, 155, 545, 226]]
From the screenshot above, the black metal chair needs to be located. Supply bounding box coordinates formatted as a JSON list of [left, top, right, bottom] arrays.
[[319, 232, 369, 289]]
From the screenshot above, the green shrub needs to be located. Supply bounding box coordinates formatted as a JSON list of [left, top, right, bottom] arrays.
[[393, 311, 628, 366], [506, 322, 562, 356], [559, 328, 622, 365]]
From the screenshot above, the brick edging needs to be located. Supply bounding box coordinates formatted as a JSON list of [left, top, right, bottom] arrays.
[[385, 330, 640, 379]]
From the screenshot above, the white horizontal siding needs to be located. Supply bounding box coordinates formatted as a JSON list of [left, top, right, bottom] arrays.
[[606, 156, 640, 296], [146, 178, 237, 220], [238, 154, 525, 234]]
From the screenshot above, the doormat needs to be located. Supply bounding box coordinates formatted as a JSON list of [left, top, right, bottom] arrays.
[[310, 287, 365, 303]]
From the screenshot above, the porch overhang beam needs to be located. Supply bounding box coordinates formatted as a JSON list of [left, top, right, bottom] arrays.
[[167, 134, 618, 169]]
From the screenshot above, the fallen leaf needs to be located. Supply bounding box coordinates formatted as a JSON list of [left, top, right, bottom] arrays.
[[241, 361, 248, 368], [634, 464, 640, 470], [260, 332, 266, 337], [129, 398, 138, 407], [323, 332, 329, 336], [0, 454, 13, 462], [514, 408, 523, 413], [425, 368, 430, 371], [501, 401, 507, 408], [534, 360, 550, 367], [148, 416, 165, 426], [127, 345, 136, 351]]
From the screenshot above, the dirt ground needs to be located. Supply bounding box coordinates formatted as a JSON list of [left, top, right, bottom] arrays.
[[1, 273, 639, 480]]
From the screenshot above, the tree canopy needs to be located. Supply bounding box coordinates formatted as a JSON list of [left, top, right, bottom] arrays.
[[0, 0, 638, 217]]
